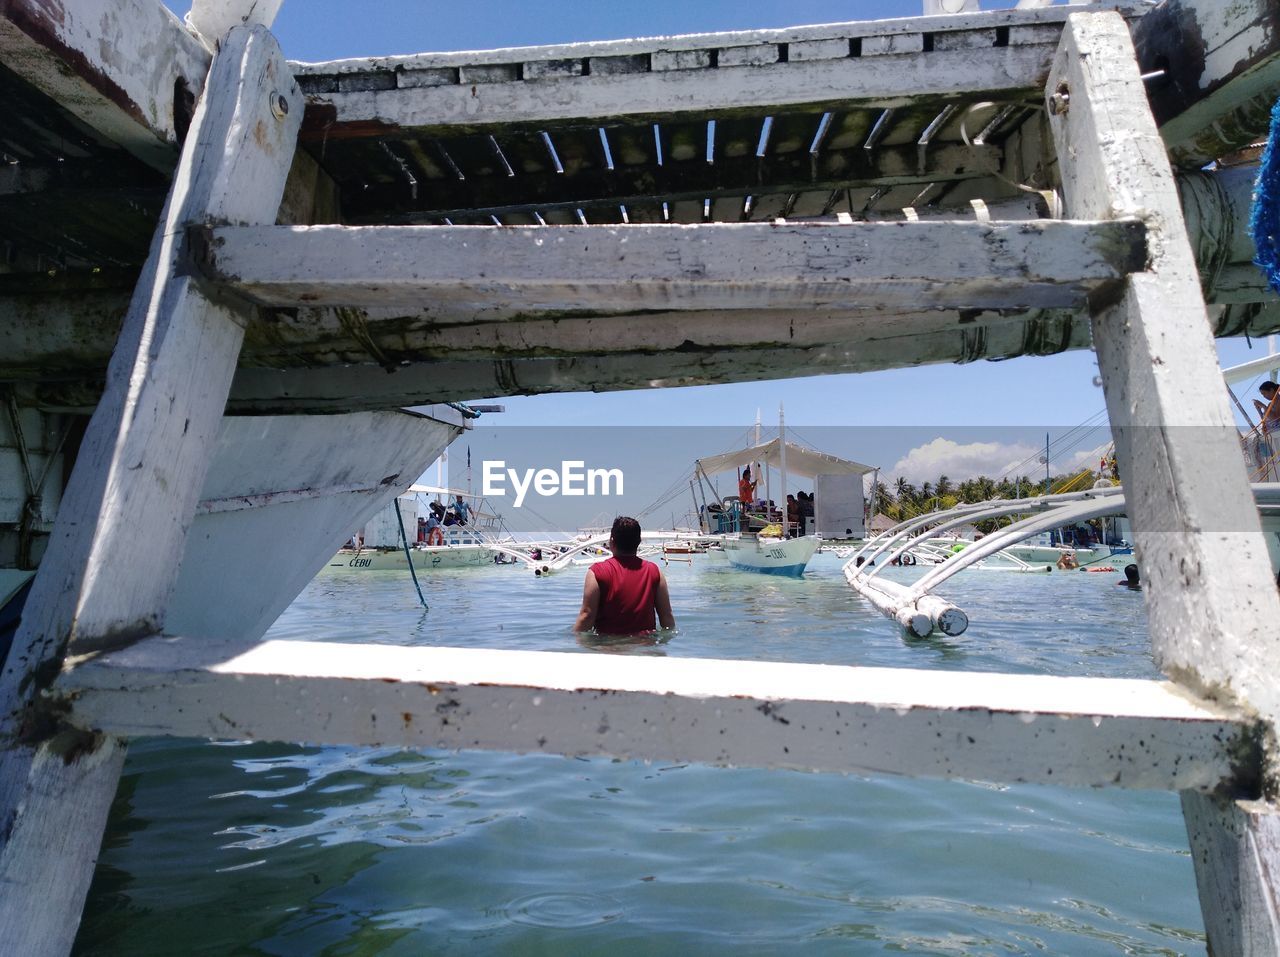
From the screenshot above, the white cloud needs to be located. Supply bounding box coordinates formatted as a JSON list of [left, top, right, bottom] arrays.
[[889, 438, 1041, 485], [889, 437, 1112, 486]]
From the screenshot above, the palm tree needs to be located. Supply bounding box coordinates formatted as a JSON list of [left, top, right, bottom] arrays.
[[935, 474, 952, 498]]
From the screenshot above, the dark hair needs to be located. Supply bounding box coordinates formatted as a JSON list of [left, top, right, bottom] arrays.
[[610, 516, 642, 554], [1264, 381, 1279, 393], [1124, 564, 1140, 584]]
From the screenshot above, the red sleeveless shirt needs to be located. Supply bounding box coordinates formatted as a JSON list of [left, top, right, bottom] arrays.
[[591, 555, 661, 635]]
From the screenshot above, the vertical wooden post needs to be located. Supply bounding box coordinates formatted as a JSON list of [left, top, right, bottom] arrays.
[[1047, 13, 1280, 953], [0, 24, 299, 956]]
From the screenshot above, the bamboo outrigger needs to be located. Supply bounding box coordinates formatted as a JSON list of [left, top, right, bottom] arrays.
[[3, 0, 1280, 952]]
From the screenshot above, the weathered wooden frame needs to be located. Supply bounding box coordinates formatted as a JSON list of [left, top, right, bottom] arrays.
[[1048, 11, 1280, 954], [0, 23, 299, 956]]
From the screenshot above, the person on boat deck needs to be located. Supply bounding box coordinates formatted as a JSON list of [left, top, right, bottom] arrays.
[[424, 507, 444, 546], [454, 494, 471, 525], [574, 516, 676, 636], [1255, 381, 1280, 433], [786, 494, 800, 538], [1118, 564, 1141, 590], [738, 468, 758, 508]]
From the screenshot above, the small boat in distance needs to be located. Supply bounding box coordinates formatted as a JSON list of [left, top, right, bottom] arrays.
[[327, 485, 505, 571]]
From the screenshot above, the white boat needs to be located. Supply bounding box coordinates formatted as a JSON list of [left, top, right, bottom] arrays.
[[720, 534, 820, 577], [325, 486, 505, 571], [692, 407, 874, 577]]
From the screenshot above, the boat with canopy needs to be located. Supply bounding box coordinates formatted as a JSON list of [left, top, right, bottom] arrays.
[[693, 409, 874, 576]]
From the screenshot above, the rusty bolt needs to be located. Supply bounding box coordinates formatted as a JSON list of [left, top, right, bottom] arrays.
[[271, 92, 290, 120], [1048, 84, 1069, 116]]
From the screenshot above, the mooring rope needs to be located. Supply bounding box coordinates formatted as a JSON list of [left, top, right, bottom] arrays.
[[394, 497, 428, 609]]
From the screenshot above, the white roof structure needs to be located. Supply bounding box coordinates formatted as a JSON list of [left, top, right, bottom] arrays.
[[696, 438, 873, 480]]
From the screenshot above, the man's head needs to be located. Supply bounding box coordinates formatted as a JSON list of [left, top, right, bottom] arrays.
[[609, 516, 642, 556], [1263, 381, 1278, 400], [1124, 564, 1140, 586], [742, 468, 751, 479]]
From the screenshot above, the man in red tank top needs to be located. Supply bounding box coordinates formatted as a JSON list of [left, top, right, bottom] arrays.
[[573, 516, 676, 636]]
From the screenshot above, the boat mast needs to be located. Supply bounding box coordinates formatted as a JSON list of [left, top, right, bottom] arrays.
[[754, 408, 767, 510], [779, 403, 788, 535]]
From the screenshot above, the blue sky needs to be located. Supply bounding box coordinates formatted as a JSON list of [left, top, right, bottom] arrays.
[[163, 1, 1273, 496]]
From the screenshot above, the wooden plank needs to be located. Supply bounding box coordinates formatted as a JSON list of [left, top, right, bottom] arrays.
[[302, 43, 1065, 138], [1182, 792, 1280, 954], [1048, 14, 1280, 955], [197, 219, 1147, 312], [225, 316, 1094, 414], [291, 4, 1143, 78], [1133, 0, 1280, 167], [0, 0, 210, 170], [0, 25, 300, 957], [57, 639, 1260, 793]]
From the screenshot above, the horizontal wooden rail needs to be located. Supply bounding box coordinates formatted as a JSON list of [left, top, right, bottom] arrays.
[[58, 638, 1259, 794], [297, 15, 1084, 136], [195, 220, 1147, 313]]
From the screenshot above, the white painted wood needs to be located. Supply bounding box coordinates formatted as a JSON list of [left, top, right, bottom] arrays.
[[1049, 14, 1280, 954], [57, 638, 1257, 793], [186, 0, 283, 50], [0, 25, 300, 957], [291, 4, 1143, 75], [167, 411, 460, 642], [0, 0, 210, 169], [0, 738, 126, 957], [308, 43, 1061, 132], [1049, 11, 1280, 728], [1182, 792, 1280, 955], [199, 220, 1145, 313]]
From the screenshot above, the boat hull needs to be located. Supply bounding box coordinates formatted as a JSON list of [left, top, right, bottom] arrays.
[[328, 545, 496, 570], [721, 535, 819, 576]]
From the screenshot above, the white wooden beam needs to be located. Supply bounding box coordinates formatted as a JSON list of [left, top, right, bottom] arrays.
[[1048, 14, 1280, 955], [0, 0, 210, 170], [197, 220, 1146, 313], [1182, 792, 1280, 953], [57, 638, 1259, 794], [1049, 9, 1280, 739], [302, 35, 1062, 135], [293, 3, 1138, 79], [0, 25, 300, 957]]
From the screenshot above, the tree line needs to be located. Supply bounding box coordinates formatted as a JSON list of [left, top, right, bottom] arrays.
[[871, 470, 1107, 528]]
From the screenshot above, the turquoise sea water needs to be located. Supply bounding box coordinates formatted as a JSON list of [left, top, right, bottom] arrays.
[[73, 552, 1205, 956]]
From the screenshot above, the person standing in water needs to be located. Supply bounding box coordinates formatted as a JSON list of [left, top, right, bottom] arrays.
[[574, 516, 675, 636]]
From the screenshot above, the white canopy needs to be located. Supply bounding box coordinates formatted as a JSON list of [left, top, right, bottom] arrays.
[[696, 438, 873, 480]]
